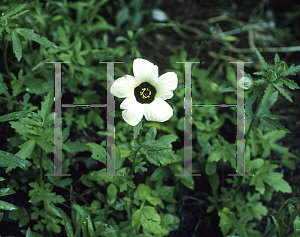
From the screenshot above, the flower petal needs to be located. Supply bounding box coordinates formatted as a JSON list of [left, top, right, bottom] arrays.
[[133, 58, 158, 84], [120, 97, 145, 126], [144, 98, 173, 122], [153, 72, 178, 100], [110, 75, 138, 98]]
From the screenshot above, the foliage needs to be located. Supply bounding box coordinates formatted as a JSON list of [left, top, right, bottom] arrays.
[[0, 1, 300, 237]]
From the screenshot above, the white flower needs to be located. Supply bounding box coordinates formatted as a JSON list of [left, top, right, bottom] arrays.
[[110, 58, 178, 126]]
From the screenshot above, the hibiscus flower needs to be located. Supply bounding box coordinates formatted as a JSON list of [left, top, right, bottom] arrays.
[[110, 58, 178, 126]]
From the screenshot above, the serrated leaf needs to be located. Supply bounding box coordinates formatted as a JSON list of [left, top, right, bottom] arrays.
[[133, 119, 143, 139], [1, 4, 27, 19], [264, 172, 292, 193], [282, 64, 300, 76], [63, 140, 90, 153], [278, 77, 300, 90], [250, 165, 292, 195], [0, 111, 42, 122], [16, 140, 35, 159], [38, 91, 54, 124], [132, 206, 162, 234], [9, 207, 29, 227], [273, 82, 293, 103], [145, 127, 157, 141], [15, 28, 57, 49], [218, 207, 235, 235], [261, 83, 274, 105], [0, 150, 32, 172], [86, 143, 107, 164], [12, 30, 22, 61], [136, 184, 164, 208], [274, 53, 280, 63], [261, 117, 289, 132], [158, 134, 177, 145], [253, 46, 268, 70]]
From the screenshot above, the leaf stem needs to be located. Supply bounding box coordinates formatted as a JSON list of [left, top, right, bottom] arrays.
[[40, 147, 43, 184], [2, 32, 12, 80]]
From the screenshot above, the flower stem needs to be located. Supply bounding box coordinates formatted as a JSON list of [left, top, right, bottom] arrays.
[[245, 88, 262, 151]]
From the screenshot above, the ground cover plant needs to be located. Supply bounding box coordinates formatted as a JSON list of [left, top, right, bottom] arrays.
[[0, 0, 300, 236]]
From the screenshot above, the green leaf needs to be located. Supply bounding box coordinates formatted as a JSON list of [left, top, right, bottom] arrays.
[[15, 28, 58, 49], [107, 183, 117, 199], [37, 91, 54, 124], [0, 200, 18, 210], [0, 111, 42, 123], [29, 182, 65, 204], [219, 86, 236, 93], [205, 162, 216, 176], [16, 140, 35, 159], [253, 71, 266, 76], [0, 150, 32, 172], [253, 46, 268, 70], [264, 172, 292, 193], [133, 119, 143, 139], [63, 140, 90, 153], [218, 207, 235, 235], [250, 164, 292, 195], [278, 77, 300, 90], [208, 172, 220, 191], [273, 82, 293, 103], [169, 164, 194, 190], [157, 134, 177, 146], [1, 4, 27, 19], [12, 30, 22, 61], [114, 145, 124, 170], [26, 227, 32, 237], [145, 127, 157, 141], [9, 207, 29, 227], [261, 117, 289, 132], [87, 143, 107, 164], [0, 187, 15, 197], [197, 136, 213, 154], [274, 53, 280, 63], [149, 167, 168, 181], [261, 83, 274, 105], [0, 82, 8, 95], [132, 206, 162, 234], [135, 184, 164, 208], [282, 64, 300, 76]]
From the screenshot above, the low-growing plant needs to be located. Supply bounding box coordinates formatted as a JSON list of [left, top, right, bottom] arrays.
[[0, 2, 300, 237]]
